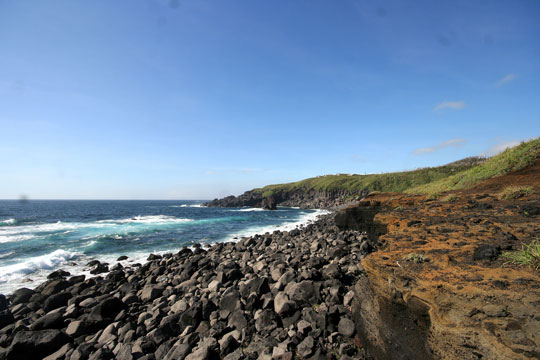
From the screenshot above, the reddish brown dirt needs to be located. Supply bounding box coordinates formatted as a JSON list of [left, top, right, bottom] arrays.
[[350, 161, 540, 359]]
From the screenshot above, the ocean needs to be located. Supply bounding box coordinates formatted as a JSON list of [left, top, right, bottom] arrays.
[[0, 200, 326, 294]]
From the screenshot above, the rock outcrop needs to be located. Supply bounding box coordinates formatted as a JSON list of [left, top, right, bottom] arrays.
[[335, 160, 540, 359], [205, 188, 369, 209]]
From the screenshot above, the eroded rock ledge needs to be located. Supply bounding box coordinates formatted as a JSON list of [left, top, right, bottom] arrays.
[[338, 189, 540, 359]]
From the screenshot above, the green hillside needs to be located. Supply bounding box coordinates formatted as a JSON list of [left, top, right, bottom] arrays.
[[407, 137, 540, 195], [253, 158, 485, 198], [252, 137, 540, 198]]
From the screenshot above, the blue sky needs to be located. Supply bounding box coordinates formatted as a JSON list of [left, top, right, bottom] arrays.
[[1, 0, 539, 200]]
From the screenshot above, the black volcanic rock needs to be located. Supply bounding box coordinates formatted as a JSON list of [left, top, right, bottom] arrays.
[[0, 212, 374, 360], [261, 196, 277, 210], [6, 330, 70, 360], [204, 188, 369, 210]]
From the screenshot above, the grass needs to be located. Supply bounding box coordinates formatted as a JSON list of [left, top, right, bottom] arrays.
[[502, 240, 540, 271], [441, 194, 459, 203], [241, 138, 539, 200], [407, 138, 540, 195], [498, 185, 533, 200], [254, 157, 485, 198], [403, 253, 429, 264]]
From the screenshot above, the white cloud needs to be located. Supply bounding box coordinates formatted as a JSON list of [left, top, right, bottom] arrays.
[[433, 101, 466, 112], [495, 73, 517, 87], [413, 138, 466, 155], [481, 140, 521, 157]]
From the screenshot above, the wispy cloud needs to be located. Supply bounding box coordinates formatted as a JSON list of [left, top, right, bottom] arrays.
[[480, 140, 521, 157], [433, 101, 466, 112], [495, 73, 517, 87], [413, 138, 466, 155]]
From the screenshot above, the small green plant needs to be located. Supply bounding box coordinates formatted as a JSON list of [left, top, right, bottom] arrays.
[[394, 206, 406, 211], [502, 240, 540, 270], [426, 192, 440, 200], [498, 186, 532, 200], [403, 253, 429, 264]]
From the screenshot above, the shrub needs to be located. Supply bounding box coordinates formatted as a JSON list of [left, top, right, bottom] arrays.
[[403, 253, 429, 264], [442, 195, 458, 202], [502, 240, 540, 270], [498, 186, 532, 200]]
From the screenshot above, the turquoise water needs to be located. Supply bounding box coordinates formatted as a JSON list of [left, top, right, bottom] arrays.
[[0, 200, 324, 294]]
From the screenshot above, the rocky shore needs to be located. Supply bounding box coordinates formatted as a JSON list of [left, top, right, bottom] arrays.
[[204, 189, 369, 210], [0, 214, 376, 360], [2, 158, 539, 360]]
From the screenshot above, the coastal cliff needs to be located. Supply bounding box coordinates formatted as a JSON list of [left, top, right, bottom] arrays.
[[204, 157, 485, 210], [337, 159, 540, 359], [0, 140, 538, 359], [205, 189, 367, 210]]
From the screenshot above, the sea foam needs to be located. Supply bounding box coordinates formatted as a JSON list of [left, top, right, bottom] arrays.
[[222, 209, 329, 242], [0, 219, 16, 226], [0, 249, 79, 280], [98, 215, 193, 224]]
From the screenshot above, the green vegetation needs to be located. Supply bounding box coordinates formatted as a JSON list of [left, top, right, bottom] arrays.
[[502, 240, 540, 271], [408, 138, 540, 195], [403, 253, 429, 264], [441, 194, 459, 202], [498, 185, 533, 200], [254, 157, 485, 198], [249, 138, 539, 199]]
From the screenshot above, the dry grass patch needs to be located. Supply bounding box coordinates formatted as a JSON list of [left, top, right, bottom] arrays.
[[498, 185, 532, 200]]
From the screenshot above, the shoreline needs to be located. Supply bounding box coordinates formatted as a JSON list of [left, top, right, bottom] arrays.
[[0, 209, 374, 359], [0, 208, 330, 296]]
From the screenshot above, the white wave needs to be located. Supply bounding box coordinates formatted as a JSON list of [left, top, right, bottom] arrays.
[[222, 209, 330, 242], [0, 234, 35, 244], [0, 251, 15, 259], [0, 221, 96, 244], [0, 218, 16, 225], [98, 215, 193, 224], [0, 215, 192, 244], [0, 249, 79, 281], [83, 240, 97, 247]]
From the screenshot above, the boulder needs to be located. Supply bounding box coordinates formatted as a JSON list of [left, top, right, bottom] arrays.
[[338, 317, 355, 337], [43, 292, 71, 312], [0, 310, 14, 329], [30, 312, 64, 330], [66, 320, 87, 337], [10, 288, 34, 305], [47, 269, 70, 280], [6, 330, 70, 360], [472, 245, 500, 261], [284, 281, 321, 306], [274, 292, 297, 317], [254, 310, 279, 332], [140, 285, 163, 302]]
